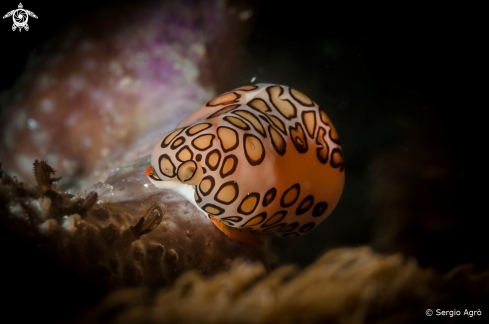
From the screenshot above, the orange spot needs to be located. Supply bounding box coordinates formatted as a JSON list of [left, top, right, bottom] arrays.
[[209, 216, 263, 246], [145, 165, 153, 177]]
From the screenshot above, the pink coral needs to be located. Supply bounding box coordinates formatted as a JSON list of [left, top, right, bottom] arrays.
[[0, 0, 254, 189]]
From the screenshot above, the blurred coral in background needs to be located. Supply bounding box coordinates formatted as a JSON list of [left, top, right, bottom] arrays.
[[0, 0, 252, 188]]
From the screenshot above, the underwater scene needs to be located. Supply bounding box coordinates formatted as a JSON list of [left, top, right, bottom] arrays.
[[0, 0, 485, 323]]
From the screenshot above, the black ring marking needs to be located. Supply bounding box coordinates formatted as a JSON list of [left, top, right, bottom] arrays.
[[199, 175, 215, 196], [330, 148, 345, 172], [247, 98, 272, 114], [312, 202, 328, 217], [280, 183, 300, 208], [170, 136, 186, 150], [241, 212, 267, 227], [243, 133, 266, 166], [205, 149, 221, 172], [237, 192, 260, 215], [296, 195, 314, 215], [261, 211, 287, 227], [266, 86, 297, 120], [289, 87, 315, 107], [202, 203, 225, 216], [262, 187, 277, 207], [191, 134, 215, 151], [289, 122, 308, 154], [220, 154, 238, 179], [175, 145, 194, 162], [301, 110, 317, 139], [214, 181, 240, 205], [185, 123, 212, 137], [223, 116, 250, 130], [158, 154, 176, 178], [299, 222, 315, 233], [217, 126, 239, 153], [268, 125, 286, 156]]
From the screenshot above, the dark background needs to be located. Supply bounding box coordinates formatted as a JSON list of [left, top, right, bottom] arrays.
[[0, 0, 483, 270]]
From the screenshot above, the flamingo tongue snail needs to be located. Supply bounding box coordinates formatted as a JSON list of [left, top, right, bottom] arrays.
[[146, 84, 345, 245]]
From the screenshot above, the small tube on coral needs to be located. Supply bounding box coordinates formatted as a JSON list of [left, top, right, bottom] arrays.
[[131, 203, 164, 238], [33, 160, 61, 191]]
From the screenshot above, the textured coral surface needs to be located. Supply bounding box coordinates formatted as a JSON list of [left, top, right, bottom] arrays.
[[0, 158, 267, 289]]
